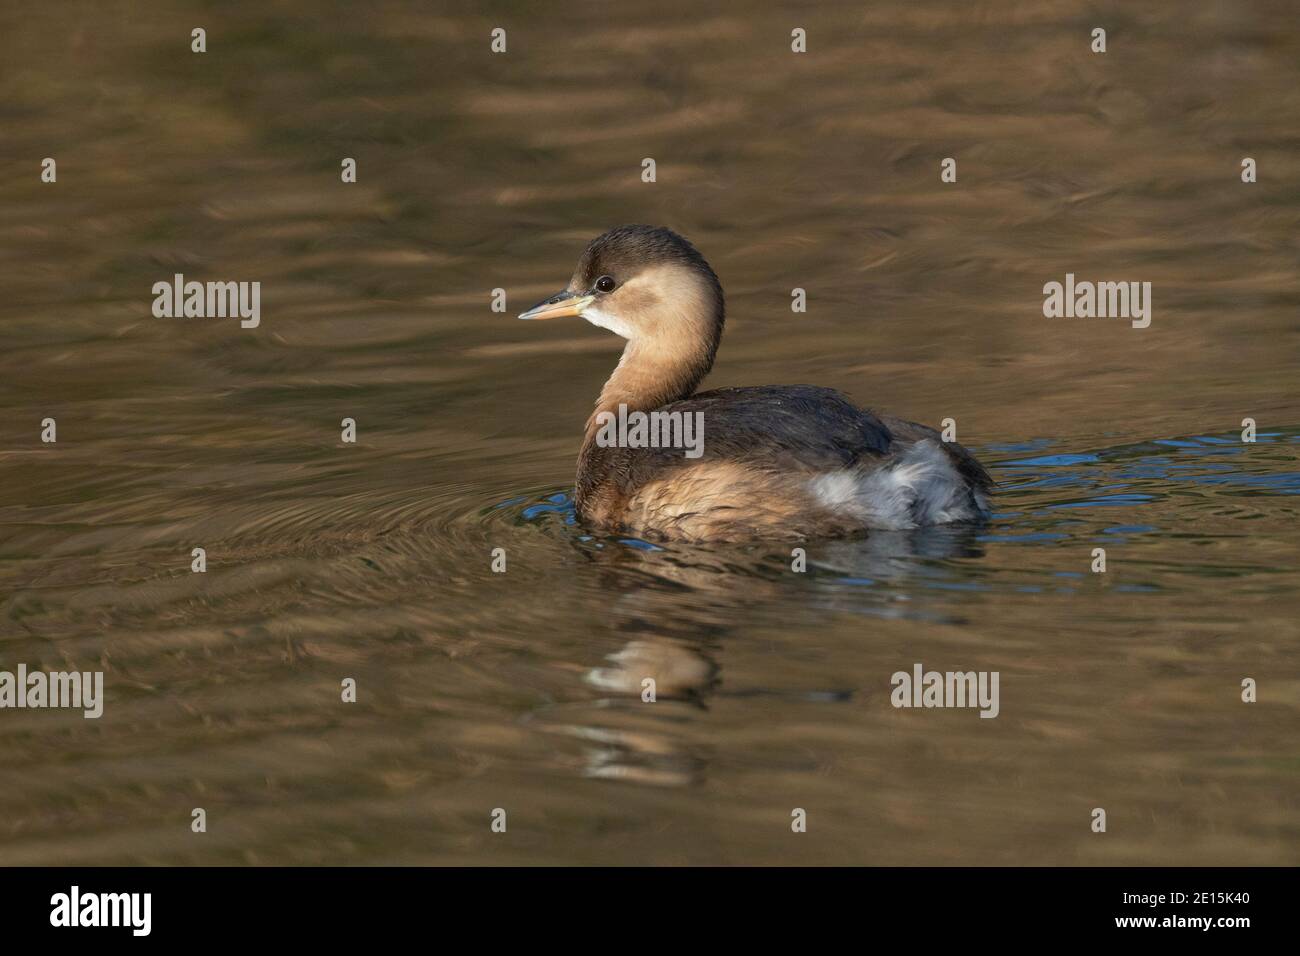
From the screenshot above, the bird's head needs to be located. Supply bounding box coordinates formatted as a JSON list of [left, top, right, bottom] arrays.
[[519, 225, 724, 354]]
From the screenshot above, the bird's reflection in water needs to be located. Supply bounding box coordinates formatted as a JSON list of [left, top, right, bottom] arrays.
[[812, 524, 988, 585], [539, 522, 986, 787]]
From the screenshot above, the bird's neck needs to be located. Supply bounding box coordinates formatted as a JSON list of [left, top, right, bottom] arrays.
[[583, 337, 714, 442]]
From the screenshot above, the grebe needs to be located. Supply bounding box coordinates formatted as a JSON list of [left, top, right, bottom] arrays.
[[519, 225, 993, 541]]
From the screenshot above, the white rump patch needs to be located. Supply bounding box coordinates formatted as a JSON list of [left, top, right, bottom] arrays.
[[808, 440, 986, 529]]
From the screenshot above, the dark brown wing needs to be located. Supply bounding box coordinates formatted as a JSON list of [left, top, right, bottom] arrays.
[[669, 385, 892, 464]]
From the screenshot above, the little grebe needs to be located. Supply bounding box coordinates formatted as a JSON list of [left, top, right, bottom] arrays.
[[519, 225, 992, 541]]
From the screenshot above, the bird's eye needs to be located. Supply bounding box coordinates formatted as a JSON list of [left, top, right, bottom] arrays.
[[594, 275, 616, 293]]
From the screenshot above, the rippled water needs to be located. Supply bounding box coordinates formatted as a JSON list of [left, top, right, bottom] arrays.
[[1, 2, 1297, 865]]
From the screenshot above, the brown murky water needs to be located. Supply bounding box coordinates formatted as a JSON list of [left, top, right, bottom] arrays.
[[1, 2, 1297, 865]]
